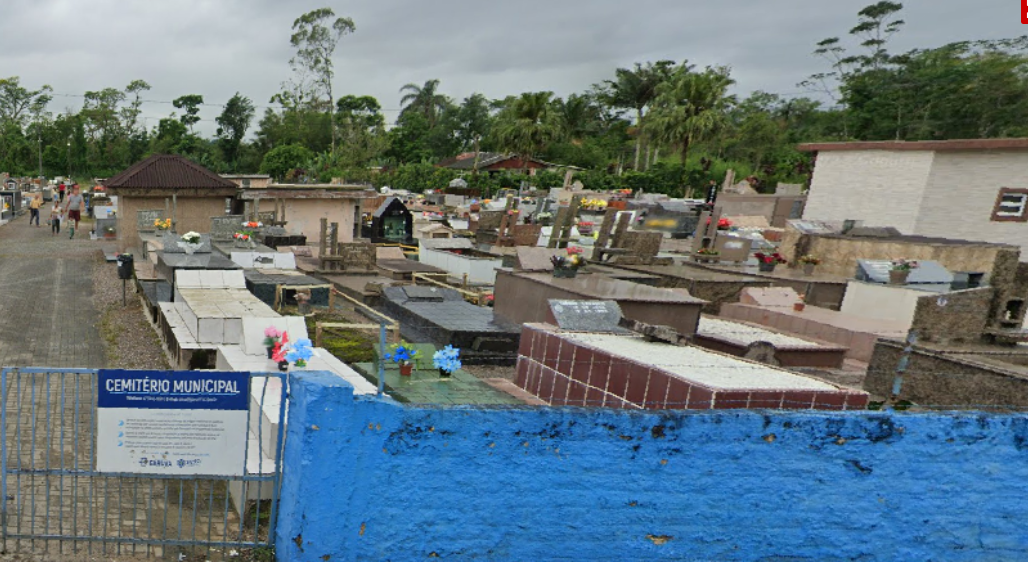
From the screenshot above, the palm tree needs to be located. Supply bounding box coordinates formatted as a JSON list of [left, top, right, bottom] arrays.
[[646, 65, 736, 165], [493, 92, 563, 175], [399, 79, 450, 127], [596, 60, 676, 170], [558, 93, 602, 144]]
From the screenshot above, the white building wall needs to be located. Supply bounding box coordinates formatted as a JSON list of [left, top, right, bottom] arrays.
[[915, 150, 1028, 254], [839, 281, 922, 330], [803, 150, 934, 232]]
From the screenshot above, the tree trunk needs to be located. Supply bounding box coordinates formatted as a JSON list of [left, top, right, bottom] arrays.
[[472, 136, 481, 176], [645, 143, 652, 172], [680, 137, 690, 165], [652, 147, 660, 168], [633, 108, 643, 171]]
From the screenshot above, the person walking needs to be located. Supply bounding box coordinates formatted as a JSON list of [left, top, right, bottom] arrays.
[[58, 183, 66, 203], [49, 200, 63, 237], [28, 193, 42, 227], [64, 185, 84, 239]]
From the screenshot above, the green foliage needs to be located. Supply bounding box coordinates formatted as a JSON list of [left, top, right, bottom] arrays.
[[172, 94, 204, 132], [260, 143, 314, 181], [216, 93, 256, 170]]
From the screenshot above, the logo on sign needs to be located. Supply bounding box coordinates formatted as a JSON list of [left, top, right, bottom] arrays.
[[137, 457, 172, 469], [177, 459, 202, 469]]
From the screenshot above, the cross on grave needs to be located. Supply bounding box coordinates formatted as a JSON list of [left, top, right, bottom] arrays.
[[546, 300, 630, 333]]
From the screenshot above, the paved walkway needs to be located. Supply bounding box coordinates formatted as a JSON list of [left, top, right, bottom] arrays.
[[0, 216, 252, 560], [0, 215, 108, 368]]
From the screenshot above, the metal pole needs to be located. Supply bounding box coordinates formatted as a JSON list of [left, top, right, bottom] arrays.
[[122, 279, 126, 306], [888, 330, 918, 409], [377, 322, 386, 396]]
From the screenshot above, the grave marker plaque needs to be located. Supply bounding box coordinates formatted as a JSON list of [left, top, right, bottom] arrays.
[[547, 300, 626, 332], [211, 215, 245, 241], [137, 210, 165, 233]]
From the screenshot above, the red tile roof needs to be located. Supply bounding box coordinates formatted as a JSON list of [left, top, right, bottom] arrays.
[[799, 138, 1028, 152], [105, 154, 239, 189]]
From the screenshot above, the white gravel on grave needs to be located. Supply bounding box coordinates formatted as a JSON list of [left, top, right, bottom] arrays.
[[562, 332, 837, 391], [698, 317, 824, 349]]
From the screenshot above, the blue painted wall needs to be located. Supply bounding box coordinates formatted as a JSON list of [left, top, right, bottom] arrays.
[[276, 371, 1028, 561]]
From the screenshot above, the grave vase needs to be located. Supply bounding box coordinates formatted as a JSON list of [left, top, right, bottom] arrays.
[[266, 347, 274, 359], [277, 360, 289, 372], [438, 368, 451, 378], [758, 261, 777, 273], [802, 263, 816, 276], [889, 270, 910, 285], [399, 363, 413, 377]]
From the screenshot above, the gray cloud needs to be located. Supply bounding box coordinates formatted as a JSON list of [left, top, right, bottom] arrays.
[[0, 0, 1019, 136]]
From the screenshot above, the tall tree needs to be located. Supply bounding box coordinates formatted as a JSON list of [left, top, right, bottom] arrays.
[[493, 91, 563, 175], [216, 93, 256, 169], [399, 79, 450, 127], [172, 94, 204, 133], [596, 60, 675, 171], [289, 8, 356, 152], [0, 77, 53, 166], [646, 65, 736, 164], [120, 80, 151, 137]]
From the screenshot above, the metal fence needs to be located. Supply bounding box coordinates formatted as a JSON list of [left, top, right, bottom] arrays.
[[0, 367, 286, 559]]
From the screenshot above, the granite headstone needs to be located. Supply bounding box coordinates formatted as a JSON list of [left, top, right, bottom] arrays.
[[547, 300, 626, 333]]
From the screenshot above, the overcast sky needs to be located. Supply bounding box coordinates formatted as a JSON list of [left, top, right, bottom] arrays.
[[0, 0, 1021, 136]]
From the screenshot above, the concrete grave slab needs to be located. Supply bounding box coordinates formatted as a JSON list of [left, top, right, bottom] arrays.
[[547, 300, 629, 333]]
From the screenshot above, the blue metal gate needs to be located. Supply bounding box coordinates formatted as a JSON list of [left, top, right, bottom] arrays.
[[0, 367, 287, 558]]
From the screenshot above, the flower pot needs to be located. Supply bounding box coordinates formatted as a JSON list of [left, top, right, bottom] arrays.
[[802, 263, 816, 276], [889, 270, 910, 285], [399, 363, 413, 377], [438, 368, 451, 378], [793, 302, 806, 312], [266, 347, 274, 359], [758, 262, 777, 273], [277, 360, 289, 372]]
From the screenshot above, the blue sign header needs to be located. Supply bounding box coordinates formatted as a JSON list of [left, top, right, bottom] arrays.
[[97, 370, 250, 410]]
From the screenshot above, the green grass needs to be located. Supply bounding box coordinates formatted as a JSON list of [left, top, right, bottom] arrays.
[[305, 313, 378, 364]]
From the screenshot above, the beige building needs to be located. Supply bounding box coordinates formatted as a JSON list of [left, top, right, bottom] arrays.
[[106, 154, 238, 252], [800, 139, 1028, 254], [221, 174, 272, 189], [237, 184, 377, 246]]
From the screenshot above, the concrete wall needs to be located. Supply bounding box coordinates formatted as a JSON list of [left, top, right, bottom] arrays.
[[277, 370, 1028, 561], [910, 287, 994, 344], [803, 150, 934, 232], [779, 231, 1006, 279], [419, 247, 504, 284], [116, 196, 227, 252], [866, 339, 1028, 407], [917, 150, 1028, 254], [840, 281, 923, 328], [255, 199, 358, 246]]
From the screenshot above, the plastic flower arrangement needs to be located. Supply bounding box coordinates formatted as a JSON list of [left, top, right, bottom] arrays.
[[433, 345, 462, 374], [798, 255, 822, 265], [551, 247, 586, 270], [153, 218, 172, 230], [243, 221, 263, 229], [271, 331, 290, 363], [262, 326, 281, 348], [696, 247, 720, 255], [385, 342, 419, 366], [285, 338, 315, 368], [706, 217, 733, 230], [180, 231, 201, 244], [233, 232, 251, 241], [891, 259, 919, 271], [754, 251, 788, 265]]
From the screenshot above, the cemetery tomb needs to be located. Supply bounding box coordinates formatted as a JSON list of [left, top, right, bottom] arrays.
[[693, 317, 848, 368], [515, 323, 868, 410], [380, 286, 520, 365]]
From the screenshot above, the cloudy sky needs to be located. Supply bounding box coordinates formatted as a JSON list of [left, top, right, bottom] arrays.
[[0, 0, 1020, 136]]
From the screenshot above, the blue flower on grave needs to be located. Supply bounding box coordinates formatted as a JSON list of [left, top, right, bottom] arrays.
[[386, 342, 419, 365], [433, 345, 462, 373]]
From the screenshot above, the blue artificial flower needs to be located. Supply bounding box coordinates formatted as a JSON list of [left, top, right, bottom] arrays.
[[433, 345, 462, 372]]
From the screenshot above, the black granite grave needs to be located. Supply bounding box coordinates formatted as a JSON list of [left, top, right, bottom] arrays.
[[380, 286, 520, 365], [243, 270, 330, 307], [368, 197, 413, 244]]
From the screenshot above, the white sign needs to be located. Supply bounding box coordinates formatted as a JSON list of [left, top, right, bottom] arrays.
[[97, 370, 250, 476]]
